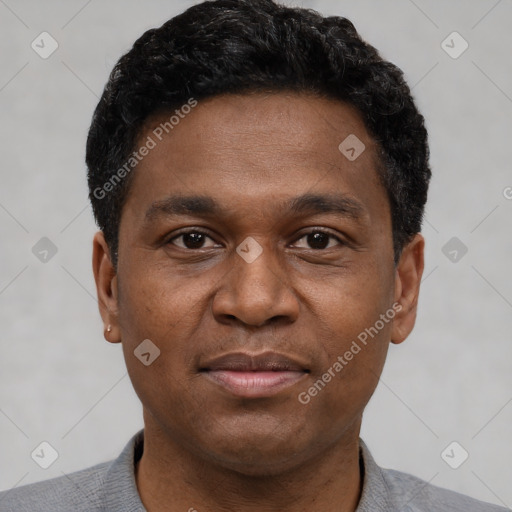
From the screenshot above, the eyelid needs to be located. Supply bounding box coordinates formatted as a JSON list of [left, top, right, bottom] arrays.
[[165, 227, 348, 250], [290, 227, 347, 246], [166, 228, 220, 247]]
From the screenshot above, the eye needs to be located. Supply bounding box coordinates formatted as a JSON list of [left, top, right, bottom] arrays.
[[167, 230, 220, 250], [291, 230, 345, 250]]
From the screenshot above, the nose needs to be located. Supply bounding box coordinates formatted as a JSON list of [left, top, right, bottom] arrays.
[[212, 241, 300, 327]]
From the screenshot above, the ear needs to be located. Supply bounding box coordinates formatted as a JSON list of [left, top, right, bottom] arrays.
[[92, 231, 121, 344], [390, 233, 425, 345]]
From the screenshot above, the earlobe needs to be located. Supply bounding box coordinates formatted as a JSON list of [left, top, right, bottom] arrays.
[[390, 234, 425, 345], [92, 231, 122, 344]]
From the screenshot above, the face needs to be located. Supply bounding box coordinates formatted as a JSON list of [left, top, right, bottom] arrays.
[[93, 92, 424, 475]]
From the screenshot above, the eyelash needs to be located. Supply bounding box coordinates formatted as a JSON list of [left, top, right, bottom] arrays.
[[166, 228, 346, 250], [166, 229, 219, 249]]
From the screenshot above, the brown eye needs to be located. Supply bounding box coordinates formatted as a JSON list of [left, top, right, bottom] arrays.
[[292, 230, 343, 250], [168, 231, 218, 249]]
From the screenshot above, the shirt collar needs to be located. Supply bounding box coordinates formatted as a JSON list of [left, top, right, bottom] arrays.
[[102, 428, 146, 511], [102, 430, 393, 512], [356, 438, 395, 511]]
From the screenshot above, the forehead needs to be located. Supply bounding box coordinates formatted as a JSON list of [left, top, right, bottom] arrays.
[[122, 92, 388, 224], [143, 92, 376, 163]]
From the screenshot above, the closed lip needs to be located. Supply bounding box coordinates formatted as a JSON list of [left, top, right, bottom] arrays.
[[199, 351, 310, 372], [199, 351, 309, 398]]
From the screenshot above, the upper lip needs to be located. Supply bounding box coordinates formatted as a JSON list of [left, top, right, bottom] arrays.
[[200, 351, 309, 372]]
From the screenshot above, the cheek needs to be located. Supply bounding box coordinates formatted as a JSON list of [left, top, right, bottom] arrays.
[[115, 267, 209, 404], [116, 272, 204, 432], [117, 261, 212, 345], [301, 260, 394, 401], [309, 259, 394, 344]]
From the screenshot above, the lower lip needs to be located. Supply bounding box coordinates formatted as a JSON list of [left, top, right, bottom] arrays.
[[202, 370, 307, 398]]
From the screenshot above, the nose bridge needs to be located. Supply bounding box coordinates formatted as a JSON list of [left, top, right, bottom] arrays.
[[233, 236, 284, 301], [212, 236, 299, 326]]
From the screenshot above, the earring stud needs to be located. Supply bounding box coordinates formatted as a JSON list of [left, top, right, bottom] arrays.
[[107, 325, 112, 332]]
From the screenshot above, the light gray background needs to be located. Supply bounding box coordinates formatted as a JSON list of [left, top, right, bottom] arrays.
[[0, 0, 511, 508]]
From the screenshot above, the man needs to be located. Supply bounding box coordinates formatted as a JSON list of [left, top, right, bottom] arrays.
[[1, 0, 508, 510]]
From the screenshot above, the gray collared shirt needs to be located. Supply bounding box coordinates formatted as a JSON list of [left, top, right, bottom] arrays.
[[0, 429, 508, 511]]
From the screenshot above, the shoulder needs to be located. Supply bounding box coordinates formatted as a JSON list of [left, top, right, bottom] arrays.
[[381, 466, 510, 512], [0, 430, 145, 512], [0, 461, 111, 512], [357, 439, 509, 512]]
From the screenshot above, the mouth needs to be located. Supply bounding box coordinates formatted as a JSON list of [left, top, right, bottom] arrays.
[[199, 351, 310, 398]]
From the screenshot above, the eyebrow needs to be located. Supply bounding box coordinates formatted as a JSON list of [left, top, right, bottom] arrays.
[[289, 193, 365, 220], [144, 195, 220, 222], [144, 193, 367, 223]]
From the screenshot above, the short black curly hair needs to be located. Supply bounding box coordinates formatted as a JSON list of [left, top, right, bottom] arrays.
[[86, 0, 430, 268]]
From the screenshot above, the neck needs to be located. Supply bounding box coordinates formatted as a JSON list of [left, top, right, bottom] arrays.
[[135, 417, 364, 512]]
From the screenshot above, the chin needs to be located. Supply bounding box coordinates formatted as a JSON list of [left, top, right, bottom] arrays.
[[210, 449, 310, 477], [198, 429, 314, 476]]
